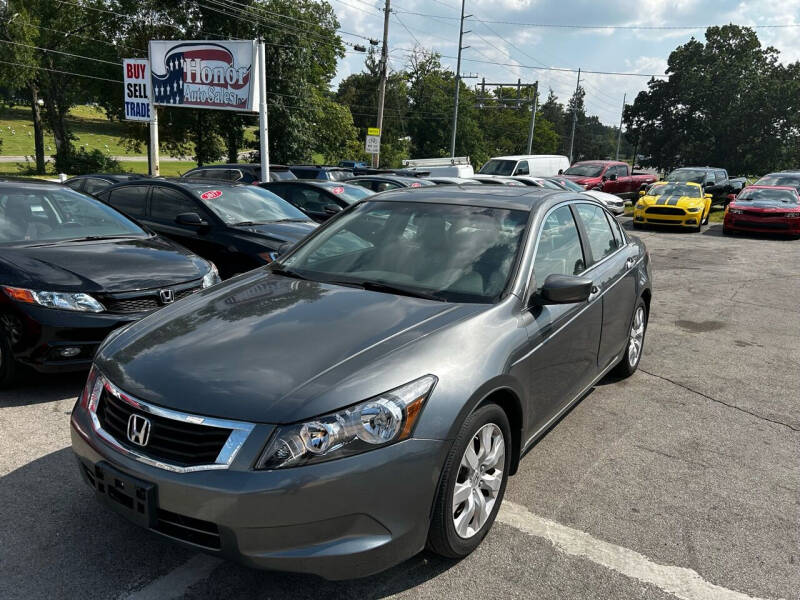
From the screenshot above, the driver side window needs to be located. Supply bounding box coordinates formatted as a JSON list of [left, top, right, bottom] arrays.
[[514, 161, 530, 176], [533, 206, 586, 291]]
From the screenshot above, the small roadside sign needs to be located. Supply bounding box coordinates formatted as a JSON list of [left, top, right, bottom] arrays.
[[367, 127, 381, 136], [123, 59, 151, 121], [365, 134, 381, 154]]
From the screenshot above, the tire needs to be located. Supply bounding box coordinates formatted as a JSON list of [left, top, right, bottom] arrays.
[[632, 221, 643, 229], [0, 330, 19, 389], [612, 298, 647, 378], [428, 403, 511, 559], [722, 225, 733, 235]]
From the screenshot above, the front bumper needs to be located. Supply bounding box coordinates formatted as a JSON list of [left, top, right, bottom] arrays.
[[70, 405, 448, 580], [724, 214, 800, 235], [633, 209, 701, 228], [2, 303, 139, 373]]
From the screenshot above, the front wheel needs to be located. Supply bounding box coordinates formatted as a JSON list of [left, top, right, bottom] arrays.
[[612, 299, 647, 378], [428, 403, 511, 558]]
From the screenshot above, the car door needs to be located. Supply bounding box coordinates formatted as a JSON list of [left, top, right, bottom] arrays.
[[573, 202, 637, 370], [602, 165, 624, 195], [147, 185, 223, 265], [513, 160, 530, 176], [519, 203, 603, 436]]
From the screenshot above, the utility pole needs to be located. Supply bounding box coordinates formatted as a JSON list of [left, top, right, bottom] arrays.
[[568, 68, 581, 164], [374, 0, 390, 168], [615, 92, 626, 161], [526, 81, 538, 154], [450, 0, 469, 158]]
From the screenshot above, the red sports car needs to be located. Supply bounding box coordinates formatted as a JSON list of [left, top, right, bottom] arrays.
[[723, 185, 800, 237]]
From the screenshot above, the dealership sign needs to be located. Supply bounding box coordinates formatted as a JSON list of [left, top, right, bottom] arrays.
[[123, 59, 151, 121], [148, 40, 258, 111]]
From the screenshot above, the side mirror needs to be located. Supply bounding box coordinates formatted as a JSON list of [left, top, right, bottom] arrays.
[[175, 212, 207, 227], [536, 274, 593, 305], [639, 189, 647, 197], [323, 204, 343, 215], [558, 169, 564, 175], [705, 193, 713, 199], [608, 173, 618, 181], [601, 175, 608, 182]]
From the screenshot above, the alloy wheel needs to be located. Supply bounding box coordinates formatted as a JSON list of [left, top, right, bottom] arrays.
[[452, 423, 505, 539], [628, 306, 646, 367]]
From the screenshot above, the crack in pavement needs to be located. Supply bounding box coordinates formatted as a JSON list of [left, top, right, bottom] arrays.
[[639, 369, 799, 433]]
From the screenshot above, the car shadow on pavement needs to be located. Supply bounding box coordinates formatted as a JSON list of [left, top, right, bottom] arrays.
[[0, 447, 460, 600], [1, 371, 86, 407]]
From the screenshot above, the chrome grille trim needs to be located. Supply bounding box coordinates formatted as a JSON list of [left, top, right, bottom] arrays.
[[87, 371, 255, 473]]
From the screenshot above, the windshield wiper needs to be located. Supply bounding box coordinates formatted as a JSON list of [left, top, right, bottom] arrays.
[[37, 235, 140, 245], [269, 265, 310, 281], [231, 220, 261, 226], [331, 279, 445, 301]]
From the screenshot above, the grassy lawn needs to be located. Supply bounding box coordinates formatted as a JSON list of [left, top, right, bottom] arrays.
[[0, 105, 142, 157], [117, 161, 199, 177]]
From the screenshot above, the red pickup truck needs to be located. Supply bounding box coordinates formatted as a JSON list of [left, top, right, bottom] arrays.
[[562, 161, 657, 199]]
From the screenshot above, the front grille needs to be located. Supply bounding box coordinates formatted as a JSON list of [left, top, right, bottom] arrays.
[[733, 219, 789, 230], [155, 508, 221, 549], [645, 217, 682, 224], [97, 389, 232, 466], [742, 210, 780, 218], [646, 206, 685, 215], [102, 285, 201, 314]]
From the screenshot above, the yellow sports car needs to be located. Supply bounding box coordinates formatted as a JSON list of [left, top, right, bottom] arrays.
[[633, 181, 712, 231]]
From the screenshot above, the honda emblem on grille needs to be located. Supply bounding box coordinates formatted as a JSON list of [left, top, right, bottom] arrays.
[[159, 289, 175, 304], [126, 414, 151, 447]]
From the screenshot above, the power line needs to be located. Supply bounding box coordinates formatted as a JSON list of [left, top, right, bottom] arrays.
[[0, 59, 122, 83], [0, 39, 122, 66]]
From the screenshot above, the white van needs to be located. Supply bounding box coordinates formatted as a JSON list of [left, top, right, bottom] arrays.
[[478, 155, 569, 178], [402, 157, 475, 178]]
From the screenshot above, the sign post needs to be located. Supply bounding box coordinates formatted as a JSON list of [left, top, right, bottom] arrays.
[[257, 40, 269, 183]]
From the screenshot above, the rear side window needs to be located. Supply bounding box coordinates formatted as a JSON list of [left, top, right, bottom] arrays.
[[614, 165, 628, 177], [706, 171, 716, 184], [716, 170, 726, 181], [533, 205, 586, 289], [107, 186, 148, 217], [84, 178, 113, 194], [605, 212, 625, 247], [150, 187, 199, 221], [575, 203, 619, 262], [291, 168, 318, 179], [183, 169, 210, 179], [64, 179, 84, 192]]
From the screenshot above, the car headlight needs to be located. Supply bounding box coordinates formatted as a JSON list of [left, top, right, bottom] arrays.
[[201, 263, 221, 288], [635, 201, 645, 209], [729, 208, 743, 214], [2, 286, 104, 312], [255, 375, 437, 470], [687, 206, 702, 213]]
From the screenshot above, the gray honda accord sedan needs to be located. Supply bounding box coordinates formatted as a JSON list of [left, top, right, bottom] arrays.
[[71, 185, 652, 579]]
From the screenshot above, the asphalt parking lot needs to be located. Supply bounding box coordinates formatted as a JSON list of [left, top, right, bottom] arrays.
[[1, 218, 798, 600]]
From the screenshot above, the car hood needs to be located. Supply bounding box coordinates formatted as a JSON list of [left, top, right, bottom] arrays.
[[0, 236, 209, 292], [562, 175, 599, 186], [641, 193, 704, 208], [95, 272, 482, 423], [733, 201, 799, 210], [230, 220, 317, 245]]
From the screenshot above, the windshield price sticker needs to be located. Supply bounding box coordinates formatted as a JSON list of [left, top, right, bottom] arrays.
[[200, 190, 223, 200], [331, 186, 345, 195]]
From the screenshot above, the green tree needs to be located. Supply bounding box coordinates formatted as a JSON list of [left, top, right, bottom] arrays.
[[624, 25, 797, 174]]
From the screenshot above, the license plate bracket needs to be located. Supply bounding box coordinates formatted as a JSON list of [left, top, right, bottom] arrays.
[[89, 461, 157, 528]]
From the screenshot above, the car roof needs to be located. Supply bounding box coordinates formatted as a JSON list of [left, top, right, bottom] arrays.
[[0, 178, 65, 188], [570, 160, 622, 165], [489, 155, 566, 160], [653, 180, 703, 188], [744, 185, 798, 191], [358, 183, 582, 212], [100, 178, 254, 191], [346, 175, 429, 184], [186, 164, 291, 170]]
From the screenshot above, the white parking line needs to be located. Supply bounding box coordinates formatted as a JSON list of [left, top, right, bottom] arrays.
[[120, 554, 222, 600], [497, 501, 778, 600]]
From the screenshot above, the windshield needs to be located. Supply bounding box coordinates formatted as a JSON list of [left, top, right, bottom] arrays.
[[563, 164, 604, 177], [667, 169, 707, 183], [755, 174, 800, 192], [737, 188, 798, 204], [478, 159, 517, 176], [278, 200, 529, 303], [0, 186, 147, 245], [648, 183, 702, 198], [322, 183, 375, 204], [548, 177, 584, 192], [193, 186, 308, 224], [326, 170, 354, 181], [271, 170, 297, 181]]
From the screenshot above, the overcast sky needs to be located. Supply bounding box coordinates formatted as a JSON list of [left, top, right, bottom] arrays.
[[329, 0, 800, 125]]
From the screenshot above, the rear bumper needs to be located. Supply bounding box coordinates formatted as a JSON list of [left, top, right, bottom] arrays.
[[70, 405, 448, 580]]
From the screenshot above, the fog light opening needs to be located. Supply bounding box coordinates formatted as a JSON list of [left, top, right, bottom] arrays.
[[59, 346, 82, 358]]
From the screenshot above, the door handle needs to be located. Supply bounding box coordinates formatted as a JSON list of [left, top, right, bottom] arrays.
[[588, 285, 601, 302], [625, 257, 636, 270]]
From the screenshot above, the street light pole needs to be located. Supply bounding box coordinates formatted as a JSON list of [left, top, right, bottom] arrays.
[[615, 92, 626, 161], [526, 81, 538, 154], [450, 0, 468, 158], [568, 68, 581, 164], [374, 0, 390, 168]]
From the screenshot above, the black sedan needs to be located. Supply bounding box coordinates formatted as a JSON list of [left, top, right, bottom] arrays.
[[0, 179, 218, 387], [64, 173, 147, 195], [259, 180, 375, 222], [344, 175, 436, 193], [95, 179, 317, 279]]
